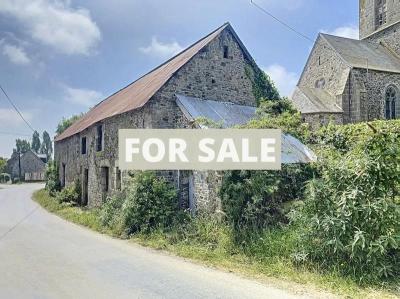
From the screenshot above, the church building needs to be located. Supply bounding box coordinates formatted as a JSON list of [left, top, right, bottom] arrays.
[[291, 0, 400, 127]]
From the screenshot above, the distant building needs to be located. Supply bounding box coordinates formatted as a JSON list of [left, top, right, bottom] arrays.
[[7, 150, 47, 181], [291, 0, 400, 128]]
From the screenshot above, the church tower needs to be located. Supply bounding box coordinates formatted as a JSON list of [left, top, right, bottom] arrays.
[[360, 0, 400, 39]]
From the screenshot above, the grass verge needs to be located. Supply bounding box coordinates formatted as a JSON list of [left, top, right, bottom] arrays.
[[33, 189, 399, 299]]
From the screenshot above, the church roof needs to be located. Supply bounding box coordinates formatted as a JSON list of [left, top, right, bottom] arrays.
[[56, 22, 253, 142], [321, 33, 400, 73], [291, 86, 343, 114]]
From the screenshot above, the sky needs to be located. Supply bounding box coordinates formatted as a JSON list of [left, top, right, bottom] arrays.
[[0, 0, 359, 157]]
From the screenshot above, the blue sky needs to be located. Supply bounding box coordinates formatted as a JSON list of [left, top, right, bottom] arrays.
[[0, 0, 358, 157]]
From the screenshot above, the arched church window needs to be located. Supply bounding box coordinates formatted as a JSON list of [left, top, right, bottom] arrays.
[[375, 0, 387, 29], [385, 85, 397, 119]]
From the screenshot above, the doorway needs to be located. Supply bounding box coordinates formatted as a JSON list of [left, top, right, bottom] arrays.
[[83, 169, 89, 206], [61, 163, 66, 187]]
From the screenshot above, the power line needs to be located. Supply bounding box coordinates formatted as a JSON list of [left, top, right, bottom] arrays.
[[250, 0, 314, 43], [0, 84, 35, 133], [0, 131, 32, 137]]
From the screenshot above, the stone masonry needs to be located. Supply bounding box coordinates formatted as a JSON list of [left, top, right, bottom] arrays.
[[54, 24, 261, 210]]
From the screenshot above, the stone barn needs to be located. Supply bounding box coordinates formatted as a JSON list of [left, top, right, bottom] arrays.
[[291, 0, 400, 128], [7, 150, 47, 181], [54, 23, 273, 211]]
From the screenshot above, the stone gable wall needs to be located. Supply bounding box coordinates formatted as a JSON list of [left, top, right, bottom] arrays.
[[298, 37, 350, 98]]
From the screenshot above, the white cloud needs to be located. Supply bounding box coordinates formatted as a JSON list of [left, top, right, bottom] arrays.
[[139, 37, 184, 59], [323, 25, 359, 39], [0, 108, 33, 126], [0, 0, 101, 55], [1, 42, 31, 65], [264, 64, 298, 97], [64, 86, 103, 107]]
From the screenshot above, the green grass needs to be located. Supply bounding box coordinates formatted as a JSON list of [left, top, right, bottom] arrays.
[[33, 189, 399, 299]]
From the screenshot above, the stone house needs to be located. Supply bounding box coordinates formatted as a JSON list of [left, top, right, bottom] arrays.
[[54, 23, 276, 210], [7, 150, 47, 181], [291, 0, 400, 128]]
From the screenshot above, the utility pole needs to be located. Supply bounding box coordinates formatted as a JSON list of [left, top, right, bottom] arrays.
[[18, 151, 21, 181]]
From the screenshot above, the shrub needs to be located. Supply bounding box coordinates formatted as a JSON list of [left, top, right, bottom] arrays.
[[100, 191, 125, 230], [45, 161, 61, 196], [220, 164, 314, 231], [56, 179, 81, 204], [121, 172, 179, 234], [296, 127, 400, 283]]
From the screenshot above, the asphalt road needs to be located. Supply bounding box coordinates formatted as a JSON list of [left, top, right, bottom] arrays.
[[0, 184, 318, 299]]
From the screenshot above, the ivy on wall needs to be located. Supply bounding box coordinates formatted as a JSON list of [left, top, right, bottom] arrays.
[[245, 64, 280, 105]]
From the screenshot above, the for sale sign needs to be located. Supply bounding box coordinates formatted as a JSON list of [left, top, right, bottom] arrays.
[[119, 129, 281, 170]]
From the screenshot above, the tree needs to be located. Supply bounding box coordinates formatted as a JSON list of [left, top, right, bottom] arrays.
[[40, 131, 53, 160], [14, 139, 31, 154], [31, 131, 41, 153], [56, 114, 82, 135], [0, 157, 7, 174]]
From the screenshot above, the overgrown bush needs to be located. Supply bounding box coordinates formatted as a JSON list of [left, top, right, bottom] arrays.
[[45, 161, 60, 196], [220, 164, 314, 232], [244, 103, 310, 142], [99, 190, 125, 233], [295, 126, 400, 283], [310, 119, 400, 152], [56, 179, 81, 204], [116, 172, 179, 234]]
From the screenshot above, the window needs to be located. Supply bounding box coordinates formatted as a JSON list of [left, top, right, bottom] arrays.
[[375, 0, 387, 29], [81, 137, 87, 155], [96, 124, 103, 152], [315, 78, 326, 89], [223, 46, 229, 59], [385, 85, 398, 119]]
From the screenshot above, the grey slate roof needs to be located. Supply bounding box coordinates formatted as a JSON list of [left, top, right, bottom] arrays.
[[291, 86, 343, 114], [176, 94, 317, 164], [321, 33, 400, 73]]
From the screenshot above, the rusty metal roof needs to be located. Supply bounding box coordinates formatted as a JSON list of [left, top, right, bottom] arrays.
[[176, 95, 317, 164], [55, 23, 231, 142]]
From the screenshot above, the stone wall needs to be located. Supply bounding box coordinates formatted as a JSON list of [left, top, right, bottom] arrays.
[[54, 27, 259, 210], [360, 0, 400, 39], [365, 21, 400, 57], [352, 68, 400, 120], [303, 113, 343, 130]]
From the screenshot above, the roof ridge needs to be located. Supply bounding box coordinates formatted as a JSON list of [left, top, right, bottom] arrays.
[[92, 22, 231, 110]]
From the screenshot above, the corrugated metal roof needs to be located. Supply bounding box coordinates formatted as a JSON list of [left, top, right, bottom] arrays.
[[176, 95, 317, 164], [176, 94, 256, 127], [55, 23, 232, 142], [321, 33, 400, 73], [291, 86, 343, 114]]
